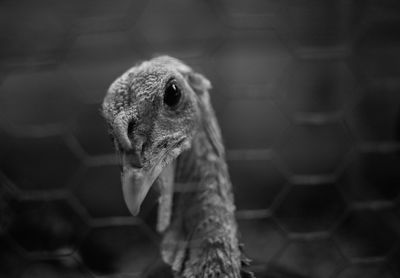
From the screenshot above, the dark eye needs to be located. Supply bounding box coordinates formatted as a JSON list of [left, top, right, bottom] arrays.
[[164, 80, 181, 108]]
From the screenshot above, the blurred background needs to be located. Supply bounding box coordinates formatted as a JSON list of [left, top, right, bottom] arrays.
[[0, 0, 400, 277]]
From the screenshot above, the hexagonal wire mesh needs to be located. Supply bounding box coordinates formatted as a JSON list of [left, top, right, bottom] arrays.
[[0, 0, 400, 277]]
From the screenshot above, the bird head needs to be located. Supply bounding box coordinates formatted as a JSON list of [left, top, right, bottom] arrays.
[[102, 56, 212, 216]]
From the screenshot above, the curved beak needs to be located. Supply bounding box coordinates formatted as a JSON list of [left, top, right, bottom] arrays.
[[112, 113, 157, 216], [121, 151, 175, 216], [121, 166, 150, 216], [121, 153, 166, 216]]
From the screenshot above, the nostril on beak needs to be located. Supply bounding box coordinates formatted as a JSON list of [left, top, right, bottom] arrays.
[[127, 119, 135, 139], [126, 125, 145, 169], [115, 115, 146, 168]]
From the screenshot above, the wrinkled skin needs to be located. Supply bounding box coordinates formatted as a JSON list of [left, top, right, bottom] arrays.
[[102, 56, 248, 278]]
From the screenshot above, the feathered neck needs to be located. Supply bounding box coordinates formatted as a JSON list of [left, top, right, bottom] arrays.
[[160, 102, 243, 278]]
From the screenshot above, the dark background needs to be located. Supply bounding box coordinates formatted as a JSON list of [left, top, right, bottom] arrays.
[[1, 0, 400, 277]]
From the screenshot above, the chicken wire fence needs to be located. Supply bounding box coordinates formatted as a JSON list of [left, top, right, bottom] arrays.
[[0, 0, 400, 277]]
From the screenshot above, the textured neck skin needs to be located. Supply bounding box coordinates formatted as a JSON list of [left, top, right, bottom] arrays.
[[161, 101, 242, 278]]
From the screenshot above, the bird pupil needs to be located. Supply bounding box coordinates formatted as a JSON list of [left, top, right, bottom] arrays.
[[164, 81, 181, 107]]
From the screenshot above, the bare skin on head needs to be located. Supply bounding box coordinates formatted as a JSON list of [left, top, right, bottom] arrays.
[[102, 56, 248, 278]]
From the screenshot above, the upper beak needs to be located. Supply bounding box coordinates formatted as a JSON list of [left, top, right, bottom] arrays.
[[120, 154, 146, 215], [121, 152, 166, 216], [112, 114, 155, 215], [113, 113, 183, 217]]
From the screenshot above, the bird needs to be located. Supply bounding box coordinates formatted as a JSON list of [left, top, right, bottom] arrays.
[[102, 56, 251, 278]]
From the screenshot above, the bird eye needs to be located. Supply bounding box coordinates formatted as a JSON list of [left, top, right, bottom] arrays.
[[164, 80, 181, 108]]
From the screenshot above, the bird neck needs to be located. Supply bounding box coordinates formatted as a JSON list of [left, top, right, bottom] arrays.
[[161, 111, 242, 278]]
